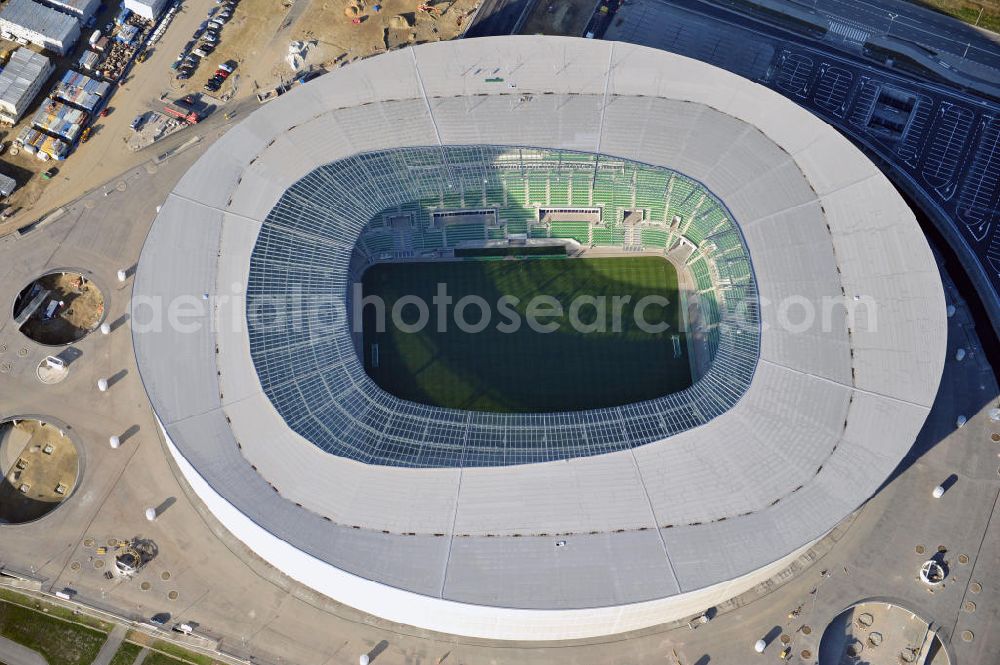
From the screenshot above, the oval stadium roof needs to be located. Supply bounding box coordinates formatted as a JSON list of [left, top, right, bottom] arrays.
[[132, 36, 946, 640]]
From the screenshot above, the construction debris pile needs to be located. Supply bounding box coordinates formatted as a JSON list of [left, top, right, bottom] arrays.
[[94, 10, 152, 82]]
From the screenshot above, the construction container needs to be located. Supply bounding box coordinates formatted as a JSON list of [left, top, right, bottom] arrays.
[[51, 70, 110, 112], [77, 49, 101, 71], [31, 99, 88, 142], [0, 172, 16, 197], [15, 125, 68, 159], [0, 47, 54, 124], [116, 24, 140, 45]]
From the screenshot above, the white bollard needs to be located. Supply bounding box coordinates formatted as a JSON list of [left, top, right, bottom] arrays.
[[97, 378, 109, 392], [100, 322, 111, 335], [117, 269, 127, 282], [359, 656, 370, 665], [754, 639, 766, 653], [955, 348, 966, 361], [932, 485, 945, 498], [145, 507, 157, 521], [109, 436, 120, 449]]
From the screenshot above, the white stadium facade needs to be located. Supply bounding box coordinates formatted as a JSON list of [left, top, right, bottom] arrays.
[[132, 36, 946, 640]]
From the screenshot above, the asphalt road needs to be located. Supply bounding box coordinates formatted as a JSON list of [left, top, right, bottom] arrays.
[[464, 0, 535, 37], [758, 0, 1000, 73]]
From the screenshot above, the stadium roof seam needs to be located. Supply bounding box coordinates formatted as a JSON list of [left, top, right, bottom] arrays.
[[595, 41, 615, 155], [411, 47, 444, 148], [625, 439, 681, 589], [758, 357, 935, 410], [439, 465, 465, 598]]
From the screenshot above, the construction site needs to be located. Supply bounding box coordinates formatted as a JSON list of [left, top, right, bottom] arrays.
[[0, 0, 480, 235], [13, 271, 105, 345], [0, 419, 79, 524]]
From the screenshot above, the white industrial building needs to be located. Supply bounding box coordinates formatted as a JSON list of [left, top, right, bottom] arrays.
[[0, 173, 16, 198], [0, 47, 54, 124], [36, 0, 100, 22], [0, 0, 81, 56], [123, 0, 168, 22]]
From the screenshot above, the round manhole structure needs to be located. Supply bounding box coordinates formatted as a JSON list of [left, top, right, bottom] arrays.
[[820, 601, 953, 665], [12, 271, 107, 346], [0, 417, 82, 524]]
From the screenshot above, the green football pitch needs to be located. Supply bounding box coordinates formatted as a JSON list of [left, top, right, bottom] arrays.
[[360, 256, 691, 413]]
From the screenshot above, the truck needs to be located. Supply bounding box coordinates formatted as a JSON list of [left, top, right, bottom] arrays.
[[163, 101, 200, 124]]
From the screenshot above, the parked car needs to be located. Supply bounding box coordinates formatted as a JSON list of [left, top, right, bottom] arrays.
[[177, 71, 192, 80], [218, 61, 235, 73], [130, 113, 146, 131], [214, 68, 230, 79], [203, 33, 219, 44], [208, 19, 223, 30]]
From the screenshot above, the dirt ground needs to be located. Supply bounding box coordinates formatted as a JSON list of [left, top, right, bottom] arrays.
[[0, 0, 480, 233], [17, 272, 105, 345], [0, 0, 151, 220], [0, 420, 78, 524], [181, 0, 480, 98], [520, 0, 597, 36]]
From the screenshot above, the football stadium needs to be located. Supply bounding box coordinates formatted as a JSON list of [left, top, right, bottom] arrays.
[[132, 36, 946, 640]]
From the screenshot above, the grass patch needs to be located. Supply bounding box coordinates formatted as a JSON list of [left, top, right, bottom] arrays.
[[109, 642, 144, 665], [143, 653, 187, 665], [362, 256, 690, 412], [0, 589, 112, 631], [0, 598, 108, 665], [908, 0, 1000, 33], [149, 641, 214, 665]]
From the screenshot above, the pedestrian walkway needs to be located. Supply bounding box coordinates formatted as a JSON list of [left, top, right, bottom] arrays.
[[132, 647, 150, 665], [0, 636, 46, 665], [828, 20, 871, 44], [91, 625, 128, 665]]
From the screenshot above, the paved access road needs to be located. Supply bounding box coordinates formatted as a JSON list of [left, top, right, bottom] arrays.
[[464, 0, 536, 37], [0, 636, 46, 665]]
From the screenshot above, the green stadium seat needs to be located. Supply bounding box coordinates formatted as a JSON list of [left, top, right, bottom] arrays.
[[445, 223, 486, 246], [549, 221, 590, 244], [640, 228, 668, 248], [570, 174, 592, 206]]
